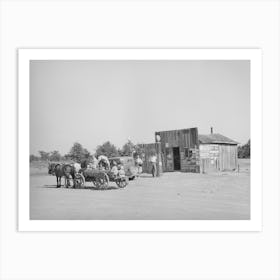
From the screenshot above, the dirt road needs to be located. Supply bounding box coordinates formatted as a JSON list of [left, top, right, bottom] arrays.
[[30, 161, 250, 220]]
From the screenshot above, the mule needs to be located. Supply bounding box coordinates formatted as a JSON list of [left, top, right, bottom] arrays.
[[48, 162, 58, 175], [54, 163, 75, 188]]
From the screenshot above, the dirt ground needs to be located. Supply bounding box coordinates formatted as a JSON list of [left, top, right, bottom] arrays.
[[29, 159, 250, 220]]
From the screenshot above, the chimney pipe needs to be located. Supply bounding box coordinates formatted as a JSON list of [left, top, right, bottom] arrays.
[[211, 127, 213, 134]]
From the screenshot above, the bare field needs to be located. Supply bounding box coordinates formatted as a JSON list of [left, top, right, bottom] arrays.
[[30, 159, 250, 220]]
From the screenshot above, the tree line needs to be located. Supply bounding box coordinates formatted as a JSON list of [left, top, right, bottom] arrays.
[[238, 139, 250, 159], [30, 141, 145, 163], [30, 139, 251, 163]]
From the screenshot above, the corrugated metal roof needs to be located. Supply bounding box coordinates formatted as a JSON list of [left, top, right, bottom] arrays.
[[198, 133, 238, 145]]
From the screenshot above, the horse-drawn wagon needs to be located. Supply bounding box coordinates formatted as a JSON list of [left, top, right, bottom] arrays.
[[48, 154, 129, 189], [48, 161, 128, 189], [74, 168, 129, 189]]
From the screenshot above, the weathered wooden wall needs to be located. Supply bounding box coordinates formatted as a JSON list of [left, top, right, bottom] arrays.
[[199, 144, 220, 173], [155, 128, 200, 173], [155, 128, 198, 149], [199, 144, 238, 172], [219, 144, 238, 171], [140, 128, 237, 174]]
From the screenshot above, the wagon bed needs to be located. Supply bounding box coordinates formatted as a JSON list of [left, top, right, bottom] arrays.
[[74, 168, 129, 189]]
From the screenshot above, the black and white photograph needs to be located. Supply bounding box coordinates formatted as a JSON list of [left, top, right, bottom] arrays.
[[28, 53, 252, 221], [2, 1, 280, 280]]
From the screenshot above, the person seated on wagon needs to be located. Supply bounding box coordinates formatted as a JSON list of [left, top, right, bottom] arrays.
[[118, 164, 126, 178], [92, 156, 98, 169], [86, 158, 97, 169], [73, 162, 81, 174], [111, 161, 119, 177], [97, 155, 110, 170], [81, 159, 89, 169]]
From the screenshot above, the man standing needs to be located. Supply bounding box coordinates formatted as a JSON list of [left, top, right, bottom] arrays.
[[135, 155, 143, 176], [149, 153, 157, 177]]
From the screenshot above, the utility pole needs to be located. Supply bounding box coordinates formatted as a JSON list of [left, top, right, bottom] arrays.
[[155, 134, 161, 177]]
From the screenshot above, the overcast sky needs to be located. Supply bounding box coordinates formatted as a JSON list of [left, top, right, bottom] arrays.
[[30, 60, 250, 155]]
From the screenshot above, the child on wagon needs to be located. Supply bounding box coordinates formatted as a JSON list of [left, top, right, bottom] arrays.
[[111, 161, 119, 176]]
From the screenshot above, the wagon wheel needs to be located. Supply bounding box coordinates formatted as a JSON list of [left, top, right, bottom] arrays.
[[92, 178, 98, 188], [74, 173, 85, 188], [96, 172, 109, 189], [116, 178, 128, 188]]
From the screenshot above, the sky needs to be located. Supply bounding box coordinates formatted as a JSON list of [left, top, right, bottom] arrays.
[[30, 60, 250, 155]]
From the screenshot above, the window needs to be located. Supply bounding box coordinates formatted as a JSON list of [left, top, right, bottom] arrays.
[[185, 148, 193, 159]]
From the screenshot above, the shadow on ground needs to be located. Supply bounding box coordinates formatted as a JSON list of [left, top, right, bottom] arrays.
[[43, 184, 120, 191]]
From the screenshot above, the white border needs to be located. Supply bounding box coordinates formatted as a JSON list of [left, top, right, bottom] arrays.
[[18, 48, 262, 231]]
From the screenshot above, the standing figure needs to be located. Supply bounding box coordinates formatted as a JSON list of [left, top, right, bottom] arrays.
[[149, 153, 157, 177], [135, 155, 143, 176]]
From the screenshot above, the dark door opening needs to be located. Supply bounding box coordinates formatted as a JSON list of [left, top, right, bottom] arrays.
[[173, 147, 181, 170]]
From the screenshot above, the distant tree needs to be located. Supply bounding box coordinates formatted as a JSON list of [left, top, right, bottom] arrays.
[[117, 148, 123, 156], [238, 139, 250, 158], [83, 148, 92, 160], [121, 140, 135, 156], [134, 143, 146, 158], [49, 150, 62, 162], [120, 141, 146, 158], [80, 148, 93, 168], [68, 142, 92, 163], [63, 154, 72, 161], [38, 151, 50, 161], [95, 141, 119, 158], [30, 154, 39, 162]]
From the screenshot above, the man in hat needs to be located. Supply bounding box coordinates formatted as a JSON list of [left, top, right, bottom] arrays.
[[149, 152, 157, 177]]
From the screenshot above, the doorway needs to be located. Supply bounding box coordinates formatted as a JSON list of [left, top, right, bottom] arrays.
[[173, 147, 181, 170]]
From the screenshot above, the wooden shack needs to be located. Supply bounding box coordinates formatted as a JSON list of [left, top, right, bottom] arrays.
[[199, 133, 238, 172], [141, 127, 238, 174], [155, 127, 200, 173]]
